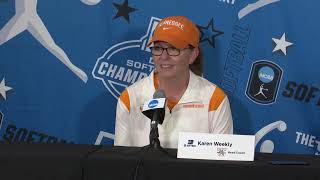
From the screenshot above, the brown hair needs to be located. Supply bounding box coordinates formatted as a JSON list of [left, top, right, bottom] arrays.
[[189, 48, 203, 76]]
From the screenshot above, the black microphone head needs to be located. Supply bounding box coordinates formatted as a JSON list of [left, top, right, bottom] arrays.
[[153, 89, 166, 99], [151, 90, 166, 125], [142, 90, 166, 121]]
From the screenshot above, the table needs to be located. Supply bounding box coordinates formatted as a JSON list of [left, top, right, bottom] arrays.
[[0, 144, 99, 180], [0, 144, 319, 180], [84, 146, 320, 180]]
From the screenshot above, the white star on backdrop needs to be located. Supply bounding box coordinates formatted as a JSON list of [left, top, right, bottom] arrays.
[[0, 78, 13, 100], [272, 33, 293, 55]]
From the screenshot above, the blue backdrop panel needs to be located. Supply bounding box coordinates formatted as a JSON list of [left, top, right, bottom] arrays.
[[0, 0, 319, 155]]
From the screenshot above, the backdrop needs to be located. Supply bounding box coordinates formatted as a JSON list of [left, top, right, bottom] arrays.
[[0, 0, 319, 155]]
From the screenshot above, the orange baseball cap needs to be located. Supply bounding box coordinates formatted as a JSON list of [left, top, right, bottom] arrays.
[[147, 16, 200, 49]]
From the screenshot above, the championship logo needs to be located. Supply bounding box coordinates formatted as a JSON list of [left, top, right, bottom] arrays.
[[246, 60, 283, 105], [92, 17, 161, 98]]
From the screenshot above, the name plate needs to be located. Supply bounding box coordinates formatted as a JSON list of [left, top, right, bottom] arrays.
[[177, 132, 255, 161]]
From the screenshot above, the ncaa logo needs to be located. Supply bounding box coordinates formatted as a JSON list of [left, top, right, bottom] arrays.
[[92, 17, 161, 98], [148, 100, 159, 108], [246, 60, 283, 105]]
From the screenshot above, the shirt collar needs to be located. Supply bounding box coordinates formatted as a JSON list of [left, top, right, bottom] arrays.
[[151, 70, 202, 104]]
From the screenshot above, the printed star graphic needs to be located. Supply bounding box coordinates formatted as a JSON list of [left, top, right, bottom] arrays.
[[0, 78, 12, 100], [272, 33, 293, 55], [112, 0, 138, 23], [198, 18, 224, 48]]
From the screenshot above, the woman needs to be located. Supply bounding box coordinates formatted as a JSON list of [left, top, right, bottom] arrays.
[[114, 16, 233, 148]]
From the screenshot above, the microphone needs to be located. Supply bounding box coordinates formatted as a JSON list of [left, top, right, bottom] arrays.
[[151, 90, 166, 126], [142, 90, 166, 125], [142, 90, 166, 147]]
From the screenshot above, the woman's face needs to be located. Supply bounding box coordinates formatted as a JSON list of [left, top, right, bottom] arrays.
[[152, 41, 198, 80]]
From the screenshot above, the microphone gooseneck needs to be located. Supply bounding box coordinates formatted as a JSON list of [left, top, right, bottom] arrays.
[[149, 90, 166, 148]]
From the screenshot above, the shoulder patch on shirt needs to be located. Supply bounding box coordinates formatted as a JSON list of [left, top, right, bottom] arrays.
[[119, 89, 130, 113], [209, 87, 225, 112]]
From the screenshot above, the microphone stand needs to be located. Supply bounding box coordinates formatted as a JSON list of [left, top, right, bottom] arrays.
[[148, 121, 173, 158], [132, 124, 171, 180], [149, 121, 161, 149], [131, 117, 175, 180]]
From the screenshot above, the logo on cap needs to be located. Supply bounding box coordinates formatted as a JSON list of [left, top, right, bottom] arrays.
[[158, 20, 184, 30]]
